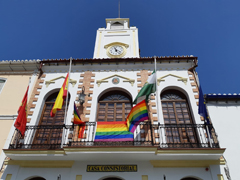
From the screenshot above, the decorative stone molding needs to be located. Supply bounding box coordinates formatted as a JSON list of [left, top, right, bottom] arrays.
[[27, 73, 46, 123], [71, 71, 95, 141], [96, 74, 134, 87], [104, 42, 129, 49], [157, 74, 188, 85], [45, 76, 77, 87]]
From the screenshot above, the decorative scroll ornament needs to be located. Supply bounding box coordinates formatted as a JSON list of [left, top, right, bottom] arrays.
[[96, 74, 135, 87], [157, 74, 188, 85], [45, 76, 77, 87]]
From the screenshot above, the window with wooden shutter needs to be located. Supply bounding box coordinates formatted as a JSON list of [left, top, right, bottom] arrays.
[[161, 90, 197, 146], [97, 90, 132, 122], [33, 91, 70, 146]]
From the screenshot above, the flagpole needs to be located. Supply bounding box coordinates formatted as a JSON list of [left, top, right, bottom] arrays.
[[61, 57, 72, 148], [154, 56, 161, 146]]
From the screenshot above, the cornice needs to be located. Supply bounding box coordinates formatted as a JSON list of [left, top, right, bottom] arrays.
[[41, 56, 198, 66]]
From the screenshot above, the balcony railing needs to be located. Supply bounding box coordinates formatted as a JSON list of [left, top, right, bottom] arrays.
[[8, 122, 219, 150]]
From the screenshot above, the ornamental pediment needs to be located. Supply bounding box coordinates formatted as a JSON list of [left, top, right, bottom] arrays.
[[45, 76, 77, 87], [157, 74, 187, 85], [96, 74, 135, 87]]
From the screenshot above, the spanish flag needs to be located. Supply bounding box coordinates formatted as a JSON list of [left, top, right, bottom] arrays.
[[50, 73, 69, 117], [14, 86, 29, 136], [73, 102, 85, 138]]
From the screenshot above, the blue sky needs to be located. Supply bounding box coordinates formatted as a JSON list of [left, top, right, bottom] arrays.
[[0, 0, 239, 94]]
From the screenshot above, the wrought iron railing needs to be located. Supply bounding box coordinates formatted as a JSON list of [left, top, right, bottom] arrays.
[[159, 124, 219, 148], [8, 122, 219, 150]]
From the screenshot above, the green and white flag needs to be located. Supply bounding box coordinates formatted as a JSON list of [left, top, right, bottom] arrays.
[[133, 70, 156, 104]]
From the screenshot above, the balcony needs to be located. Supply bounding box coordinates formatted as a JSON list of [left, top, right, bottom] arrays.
[[8, 122, 219, 150]]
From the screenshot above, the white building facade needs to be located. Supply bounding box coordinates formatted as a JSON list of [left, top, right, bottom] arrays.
[[206, 94, 240, 180], [1, 18, 227, 180]]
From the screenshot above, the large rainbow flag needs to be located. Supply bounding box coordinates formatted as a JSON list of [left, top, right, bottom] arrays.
[[73, 102, 85, 138], [95, 121, 134, 142], [126, 100, 149, 133]]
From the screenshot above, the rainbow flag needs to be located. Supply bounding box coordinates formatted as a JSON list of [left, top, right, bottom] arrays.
[[126, 100, 149, 133], [95, 121, 134, 142], [73, 102, 85, 138]]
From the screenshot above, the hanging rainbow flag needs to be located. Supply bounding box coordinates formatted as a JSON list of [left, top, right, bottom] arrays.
[[73, 102, 85, 138], [95, 121, 134, 142], [126, 100, 149, 133]]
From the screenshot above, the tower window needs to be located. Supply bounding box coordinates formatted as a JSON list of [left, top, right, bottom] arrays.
[[111, 22, 124, 30]]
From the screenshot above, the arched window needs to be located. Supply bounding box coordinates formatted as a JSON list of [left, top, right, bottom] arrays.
[[38, 91, 70, 126], [97, 90, 132, 122], [33, 91, 70, 148], [28, 178, 46, 180], [161, 90, 193, 125], [181, 178, 200, 180], [0, 78, 6, 94], [161, 90, 197, 146]]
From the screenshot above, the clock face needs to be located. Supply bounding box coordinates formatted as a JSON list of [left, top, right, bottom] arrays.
[[109, 45, 124, 56]]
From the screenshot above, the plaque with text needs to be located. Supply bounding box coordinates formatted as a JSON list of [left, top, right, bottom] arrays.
[[87, 165, 137, 172]]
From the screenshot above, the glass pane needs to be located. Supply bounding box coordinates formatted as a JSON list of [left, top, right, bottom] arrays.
[[100, 103, 106, 107], [163, 114, 169, 118], [108, 109, 114, 113], [175, 102, 181, 107], [162, 103, 167, 107], [181, 103, 187, 107], [167, 103, 173, 107], [116, 103, 122, 107], [108, 103, 114, 107], [164, 118, 170, 124], [177, 113, 183, 118], [170, 119, 176, 124], [125, 103, 131, 107], [116, 109, 122, 113]]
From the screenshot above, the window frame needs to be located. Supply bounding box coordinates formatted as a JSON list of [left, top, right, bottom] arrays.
[[96, 90, 132, 122], [0, 78, 7, 94]]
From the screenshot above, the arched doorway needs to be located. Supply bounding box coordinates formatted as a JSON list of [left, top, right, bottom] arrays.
[[27, 177, 46, 180], [181, 178, 200, 180], [102, 177, 123, 180], [161, 89, 198, 147], [32, 91, 70, 149]]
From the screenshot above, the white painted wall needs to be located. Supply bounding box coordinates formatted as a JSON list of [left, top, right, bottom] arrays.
[[2, 161, 218, 180], [207, 101, 240, 180]]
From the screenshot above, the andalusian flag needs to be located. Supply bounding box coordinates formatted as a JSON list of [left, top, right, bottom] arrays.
[[73, 102, 85, 138], [50, 73, 69, 117], [133, 70, 156, 104], [14, 86, 29, 136], [126, 100, 149, 133]]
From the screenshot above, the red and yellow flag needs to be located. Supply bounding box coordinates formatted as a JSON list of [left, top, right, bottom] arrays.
[[73, 102, 85, 138], [50, 73, 69, 117], [14, 86, 29, 136]]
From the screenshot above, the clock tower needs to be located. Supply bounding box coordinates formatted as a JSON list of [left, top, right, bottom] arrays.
[[93, 18, 140, 59]]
